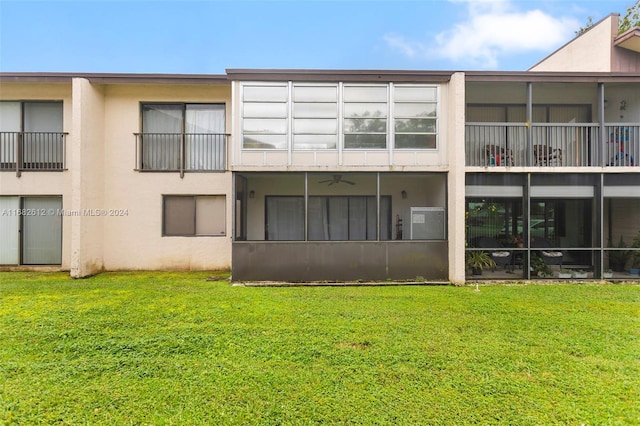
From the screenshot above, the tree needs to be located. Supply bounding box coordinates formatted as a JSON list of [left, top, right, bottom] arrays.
[[576, 1, 640, 36], [619, 0, 640, 34], [575, 16, 594, 36]]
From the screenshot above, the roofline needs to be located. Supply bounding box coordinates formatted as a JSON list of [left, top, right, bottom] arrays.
[[0, 72, 229, 84], [1, 70, 638, 86], [466, 70, 640, 83], [528, 13, 620, 71], [225, 68, 455, 82]]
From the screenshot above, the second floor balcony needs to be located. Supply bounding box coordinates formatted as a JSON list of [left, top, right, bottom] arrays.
[[134, 133, 228, 177], [466, 123, 640, 168], [0, 132, 67, 175]]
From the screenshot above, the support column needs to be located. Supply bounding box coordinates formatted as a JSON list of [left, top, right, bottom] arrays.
[[448, 72, 466, 285], [70, 78, 106, 278]]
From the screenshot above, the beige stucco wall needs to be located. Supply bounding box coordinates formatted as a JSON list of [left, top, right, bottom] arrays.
[[0, 82, 73, 269], [99, 83, 233, 271], [530, 15, 617, 72]]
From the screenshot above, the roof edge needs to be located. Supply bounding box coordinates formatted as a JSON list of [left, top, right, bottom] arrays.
[[0, 72, 229, 84], [225, 68, 456, 82]]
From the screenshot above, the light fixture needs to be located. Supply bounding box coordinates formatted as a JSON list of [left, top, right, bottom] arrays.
[[401, 190, 407, 199], [249, 190, 255, 198], [604, 99, 608, 109], [620, 100, 627, 111]]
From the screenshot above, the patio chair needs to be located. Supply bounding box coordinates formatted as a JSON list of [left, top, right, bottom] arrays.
[[485, 144, 514, 166], [530, 237, 563, 266], [534, 145, 562, 166], [472, 236, 513, 271]]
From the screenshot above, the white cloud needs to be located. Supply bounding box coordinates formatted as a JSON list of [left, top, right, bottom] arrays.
[[384, 0, 580, 69]]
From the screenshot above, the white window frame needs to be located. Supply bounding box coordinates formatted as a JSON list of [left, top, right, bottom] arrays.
[[239, 82, 440, 152]]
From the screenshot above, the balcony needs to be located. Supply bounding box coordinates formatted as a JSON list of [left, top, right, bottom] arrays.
[[0, 132, 67, 175], [466, 123, 640, 168], [134, 133, 228, 177]]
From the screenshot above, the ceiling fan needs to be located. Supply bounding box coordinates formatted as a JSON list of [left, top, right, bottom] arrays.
[[319, 174, 355, 186]]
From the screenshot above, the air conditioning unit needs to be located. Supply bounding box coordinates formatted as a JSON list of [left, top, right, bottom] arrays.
[[406, 207, 446, 240]]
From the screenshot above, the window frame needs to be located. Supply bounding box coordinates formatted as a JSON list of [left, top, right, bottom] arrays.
[[239, 82, 440, 152], [162, 194, 226, 237]]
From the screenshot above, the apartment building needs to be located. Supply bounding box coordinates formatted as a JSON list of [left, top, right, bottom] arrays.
[[1, 14, 639, 283]]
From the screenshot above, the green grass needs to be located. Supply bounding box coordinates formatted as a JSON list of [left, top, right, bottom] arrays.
[[1, 272, 639, 425]]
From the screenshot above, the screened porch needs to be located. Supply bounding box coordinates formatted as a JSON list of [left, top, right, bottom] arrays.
[[232, 172, 449, 282]]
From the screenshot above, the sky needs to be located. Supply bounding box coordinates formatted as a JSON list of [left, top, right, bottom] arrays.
[[0, 0, 636, 74]]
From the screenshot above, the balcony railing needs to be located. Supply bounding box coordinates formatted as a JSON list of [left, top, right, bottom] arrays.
[[134, 133, 228, 177], [466, 123, 640, 168], [0, 132, 67, 176]]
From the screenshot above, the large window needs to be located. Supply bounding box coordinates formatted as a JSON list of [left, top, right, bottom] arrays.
[[0, 196, 62, 265], [139, 103, 226, 172], [240, 83, 439, 151], [163, 195, 226, 236], [0, 101, 65, 171]]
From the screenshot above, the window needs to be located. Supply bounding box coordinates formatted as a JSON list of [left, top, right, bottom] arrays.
[[0, 101, 65, 171], [139, 103, 226, 172], [242, 85, 288, 149], [239, 82, 440, 152], [343, 85, 388, 149], [292, 84, 338, 149], [0, 196, 63, 265], [163, 195, 226, 236], [394, 86, 438, 149]]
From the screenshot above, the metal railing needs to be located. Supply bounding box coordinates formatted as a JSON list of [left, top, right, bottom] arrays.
[[0, 132, 67, 176], [465, 123, 640, 167], [134, 133, 228, 177]]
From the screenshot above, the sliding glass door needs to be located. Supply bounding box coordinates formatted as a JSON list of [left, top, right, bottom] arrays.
[[0, 196, 62, 265]]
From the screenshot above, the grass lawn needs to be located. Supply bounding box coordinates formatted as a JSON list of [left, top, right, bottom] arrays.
[[1, 272, 639, 425]]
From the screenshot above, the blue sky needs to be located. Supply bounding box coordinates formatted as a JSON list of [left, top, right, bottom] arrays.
[[0, 0, 635, 73]]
